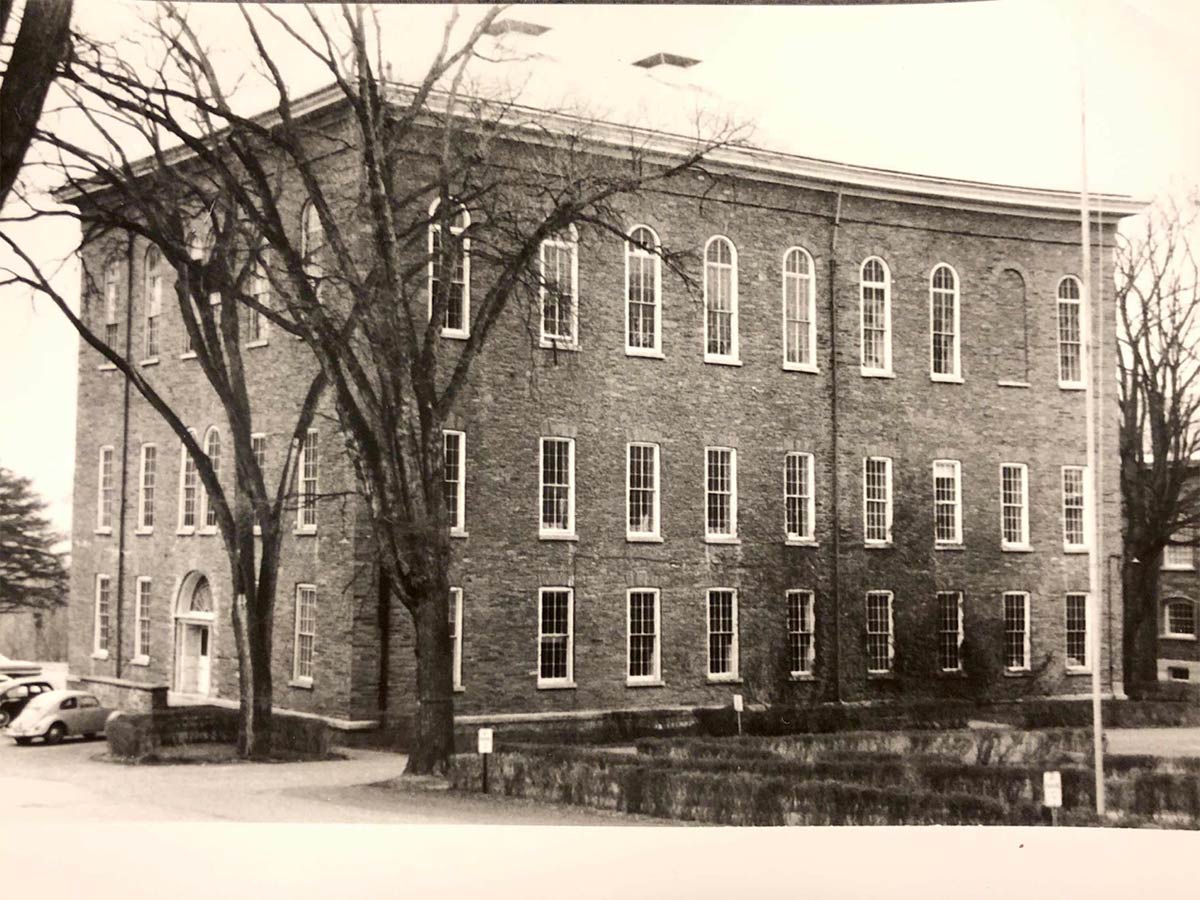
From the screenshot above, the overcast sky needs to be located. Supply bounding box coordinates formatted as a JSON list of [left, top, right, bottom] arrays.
[[2, 0, 1198, 537]]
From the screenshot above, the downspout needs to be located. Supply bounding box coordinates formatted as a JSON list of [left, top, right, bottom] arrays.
[[827, 188, 844, 704], [114, 233, 135, 678]]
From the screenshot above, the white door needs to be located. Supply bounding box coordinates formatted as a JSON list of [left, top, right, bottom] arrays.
[[178, 623, 210, 695], [195, 625, 211, 695]]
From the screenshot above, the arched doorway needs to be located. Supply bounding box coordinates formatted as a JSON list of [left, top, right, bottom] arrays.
[[175, 572, 216, 696]]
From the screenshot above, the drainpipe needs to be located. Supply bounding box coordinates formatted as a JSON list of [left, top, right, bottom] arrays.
[[827, 189, 844, 704], [113, 233, 136, 678]]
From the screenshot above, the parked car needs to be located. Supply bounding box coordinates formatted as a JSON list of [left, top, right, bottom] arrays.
[[0, 678, 55, 728], [4, 690, 113, 745], [0, 653, 41, 679]]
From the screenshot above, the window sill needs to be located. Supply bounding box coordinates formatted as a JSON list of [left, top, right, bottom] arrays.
[[626, 678, 664, 688], [539, 532, 578, 542], [704, 535, 741, 545], [539, 339, 579, 352], [1161, 634, 1198, 642], [453, 685, 465, 694], [866, 671, 895, 680], [441, 329, 469, 341], [179, 351, 197, 361], [246, 339, 269, 349], [1002, 544, 1033, 553], [706, 675, 742, 684], [1163, 565, 1196, 572], [294, 528, 318, 537], [627, 534, 663, 543], [703, 355, 742, 367], [197, 527, 218, 536], [625, 347, 665, 359], [789, 673, 816, 682], [1058, 381, 1086, 392], [1063, 545, 1089, 555], [997, 380, 1031, 389], [1066, 667, 1092, 676], [450, 530, 469, 540], [130, 655, 150, 667], [1003, 669, 1032, 678], [782, 362, 820, 375], [860, 369, 895, 379], [930, 373, 963, 384], [939, 669, 966, 677], [94, 527, 113, 536], [91, 650, 109, 661], [935, 543, 965, 551], [176, 527, 196, 536], [536, 681, 576, 691], [134, 527, 154, 536], [98, 363, 117, 372], [288, 678, 314, 690], [785, 538, 819, 548], [864, 541, 893, 550], [140, 357, 160, 367]]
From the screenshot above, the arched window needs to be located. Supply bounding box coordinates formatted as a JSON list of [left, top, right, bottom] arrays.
[[930, 264, 960, 380], [1057, 276, 1083, 387], [625, 225, 661, 355], [860, 257, 891, 375], [201, 426, 221, 530], [102, 258, 121, 351], [782, 246, 816, 370], [703, 236, 738, 363], [428, 198, 470, 338], [178, 429, 199, 532], [300, 201, 327, 300], [539, 225, 578, 348], [144, 246, 163, 360], [1164, 598, 1196, 638]]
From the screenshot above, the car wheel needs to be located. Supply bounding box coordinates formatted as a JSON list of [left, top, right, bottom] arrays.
[[14, 737, 32, 746], [44, 723, 66, 745]]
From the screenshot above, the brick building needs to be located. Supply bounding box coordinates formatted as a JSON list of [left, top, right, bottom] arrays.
[[1156, 522, 1200, 684], [64, 83, 1142, 734]]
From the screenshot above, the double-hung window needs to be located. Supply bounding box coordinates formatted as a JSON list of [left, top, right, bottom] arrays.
[[865, 590, 894, 674], [137, 444, 156, 532], [1058, 276, 1084, 388], [293, 584, 316, 685], [1164, 598, 1196, 639], [784, 452, 815, 542], [1061, 465, 1087, 551], [1000, 464, 1029, 549], [930, 264, 961, 380], [1163, 531, 1194, 571], [300, 201, 327, 303], [428, 200, 469, 338], [1003, 592, 1031, 672], [134, 577, 152, 662], [706, 588, 739, 680], [539, 437, 574, 538], [626, 443, 660, 540], [625, 225, 662, 355], [297, 429, 319, 533], [97, 446, 115, 533], [449, 587, 463, 691], [93, 574, 111, 658], [703, 236, 738, 363], [933, 459, 962, 546], [863, 457, 892, 546], [144, 246, 162, 361], [537, 587, 574, 687], [247, 256, 270, 345], [860, 257, 892, 375], [102, 259, 120, 362], [1065, 592, 1089, 671], [787, 590, 816, 677], [705, 447, 737, 541], [443, 430, 465, 536], [178, 431, 198, 533], [200, 427, 221, 532], [627, 589, 661, 684], [937, 591, 964, 672], [782, 247, 816, 371], [539, 229, 578, 348]]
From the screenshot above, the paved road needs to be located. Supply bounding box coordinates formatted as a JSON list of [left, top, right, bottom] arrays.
[[0, 734, 663, 825]]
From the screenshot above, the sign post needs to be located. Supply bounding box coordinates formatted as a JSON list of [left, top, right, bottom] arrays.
[[478, 727, 494, 794], [732, 694, 744, 737], [1043, 771, 1063, 826]]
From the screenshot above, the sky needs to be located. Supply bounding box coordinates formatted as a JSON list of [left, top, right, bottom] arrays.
[[1, 0, 1198, 538]]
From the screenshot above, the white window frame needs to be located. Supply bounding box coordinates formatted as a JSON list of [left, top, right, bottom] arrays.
[[246, 256, 271, 347], [199, 426, 221, 535], [626, 442, 661, 542], [933, 459, 963, 547], [450, 587, 464, 691], [427, 198, 470, 340], [626, 588, 662, 685], [1061, 465, 1087, 552], [143, 245, 162, 363], [1003, 591, 1032, 673], [702, 235, 740, 365], [1163, 532, 1194, 571], [291, 583, 317, 687], [937, 590, 964, 673], [1057, 276, 1085, 390], [1000, 463, 1030, 550], [1065, 592, 1090, 672], [706, 588, 740, 682], [865, 590, 895, 674], [538, 437, 575, 540], [624, 224, 663, 357], [443, 430, 466, 538], [704, 447, 738, 542], [787, 589, 816, 678], [136, 443, 156, 534], [296, 429, 319, 535], [93, 574, 111, 659], [537, 587, 575, 689], [96, 445, 115, 534], [1162, 597, 1197, 640], [784, 451, 816, 543], [538, 228, 579, 349], [100, 257, 120, 369], [177, 429, 198, 535], [251, 433, 266, 536], [300, 201, 326, 304], [929, 263, 962, 382], [860, 257, 892, 377], [782, 246, 817, 373], [863, 456, 893, 547], [133, 576, 152, 664]]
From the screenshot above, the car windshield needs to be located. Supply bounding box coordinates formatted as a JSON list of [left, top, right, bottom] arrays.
[[21, 693, 61, 714]]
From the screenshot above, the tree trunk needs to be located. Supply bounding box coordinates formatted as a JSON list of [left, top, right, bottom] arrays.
[[403, 585, 454, 775], [1122, 553, 1161, 691], [232, 590, 274, 758]]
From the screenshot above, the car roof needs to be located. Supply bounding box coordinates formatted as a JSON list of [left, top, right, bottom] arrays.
[[27, 689, 93, 700], [1, 677, 54, 690]]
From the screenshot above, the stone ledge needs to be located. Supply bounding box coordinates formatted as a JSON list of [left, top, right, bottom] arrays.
[[71, 675, 169, 712]]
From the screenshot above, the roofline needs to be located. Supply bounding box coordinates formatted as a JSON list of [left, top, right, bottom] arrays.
[[53, 80, 1148, 220]]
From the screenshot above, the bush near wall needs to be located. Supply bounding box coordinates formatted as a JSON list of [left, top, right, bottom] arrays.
[[106, 706, 331, 761]]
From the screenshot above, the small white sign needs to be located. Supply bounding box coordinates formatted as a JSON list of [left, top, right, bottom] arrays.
[[1043, 771, 1062, 808], [732, 694, 744, 713], [477, 728, 494, 755]]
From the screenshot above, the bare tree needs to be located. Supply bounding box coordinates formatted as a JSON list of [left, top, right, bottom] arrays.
[[7, 2, 739, 772], [1116, 191, 1200, 690]]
